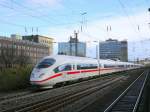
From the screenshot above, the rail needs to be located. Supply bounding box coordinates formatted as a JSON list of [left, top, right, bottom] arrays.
[[104, 70, 148, 112]]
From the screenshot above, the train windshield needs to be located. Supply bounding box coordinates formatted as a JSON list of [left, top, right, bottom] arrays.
[[36, 58, 56, 69]]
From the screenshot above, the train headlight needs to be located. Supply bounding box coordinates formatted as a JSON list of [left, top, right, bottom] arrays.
[[39, 73, 45, 78]]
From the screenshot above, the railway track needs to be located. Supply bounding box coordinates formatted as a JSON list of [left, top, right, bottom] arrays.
[[1, 75, 125, 112], [18, 77, 124, 112], [0, 70, 130, 104], [0, 74, 119, 105], [104, 70, 148, 112], [0, 72, 119, 105], [0, 90, 32, 102]]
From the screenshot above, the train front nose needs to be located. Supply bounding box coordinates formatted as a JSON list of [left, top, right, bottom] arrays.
[[30, 68, 55, 87], [30, 58, 56, 88], [30, 69, 46, 84]]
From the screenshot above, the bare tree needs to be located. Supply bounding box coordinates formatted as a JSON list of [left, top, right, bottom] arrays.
[[0, 44, 31, 69], [0, 47, 14, 68], [16, 48, 32, 67]]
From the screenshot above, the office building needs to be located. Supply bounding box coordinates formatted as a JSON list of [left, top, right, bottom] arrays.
[[0, 36, 50, 65], [22, 35, 53, 55], [58, 37, 86, 57], [99, 39, 128, 61], [11, 34, 22, 40]]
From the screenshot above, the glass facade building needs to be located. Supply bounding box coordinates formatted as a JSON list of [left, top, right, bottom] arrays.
[[58, 37, 86, 57], [99, 39, 128, 61]]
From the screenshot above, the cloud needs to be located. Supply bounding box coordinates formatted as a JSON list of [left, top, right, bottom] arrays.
[[44, 11, 148, 39], [41, 10, 150, 60], [82, 11, 150, 42], [47, 11, 150, 42]]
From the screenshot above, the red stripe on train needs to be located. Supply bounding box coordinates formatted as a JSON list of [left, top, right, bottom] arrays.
[[81, 69, 98, 73], [31, 68, 113, 83], [67, 71, 80, 74], [31, 73, 62, 83], [67, 68, 112, 74]]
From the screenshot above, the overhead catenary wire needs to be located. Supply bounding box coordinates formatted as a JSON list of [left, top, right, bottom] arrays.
[[117, 0, 143, 39], [0, 2, 50, 24], [0, 18, 25, 28], [0, 1, 79, 27], [118, 0, 149, 60], [10, 0, 85, 27], [8, 0, 63, 24], [0, 1, 82, 35], [0, 18, 40, 35]]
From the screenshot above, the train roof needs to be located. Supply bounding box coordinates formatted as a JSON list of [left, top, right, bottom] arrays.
[[42, 55, 139, 65]]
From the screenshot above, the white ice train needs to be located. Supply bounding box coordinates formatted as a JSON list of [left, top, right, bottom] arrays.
[[30, 55, 142, 88]]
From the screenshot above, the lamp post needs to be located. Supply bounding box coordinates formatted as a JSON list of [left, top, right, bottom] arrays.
[[53, 42, 59, 55], [93, 40, 100, 75], [148, 7, 150, 31]]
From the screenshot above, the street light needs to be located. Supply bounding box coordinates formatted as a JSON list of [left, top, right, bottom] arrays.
[[49, 41, 58, 55], [93, 40, 100, 76], [93, 41, 100, 59], [85, 40, 101, 75]]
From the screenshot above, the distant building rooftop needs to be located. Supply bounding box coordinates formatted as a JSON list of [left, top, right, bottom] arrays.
[[0, 36, 49, 47], [23, 35, 53, 40], [106, 38, 118, 42]]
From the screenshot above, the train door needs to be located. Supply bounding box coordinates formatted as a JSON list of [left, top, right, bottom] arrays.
[[69, 64, 77, 80]]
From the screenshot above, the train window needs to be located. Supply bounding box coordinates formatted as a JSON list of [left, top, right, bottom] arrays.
[[77, 64, 98, 70], [90, 64, 98, 69], [104, 64, 116, 68], [54, 64, 72, 73], [118, 65, 124, 67], [53, 67, 59, 73], [36, 58, 55, 69]]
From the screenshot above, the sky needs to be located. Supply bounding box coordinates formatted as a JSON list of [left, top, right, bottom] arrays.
[[0, 0, 150, 60]]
